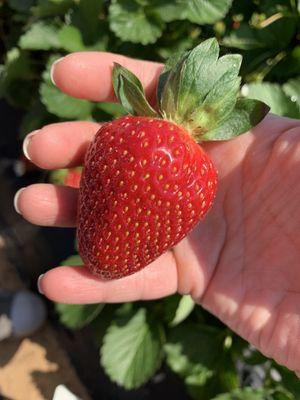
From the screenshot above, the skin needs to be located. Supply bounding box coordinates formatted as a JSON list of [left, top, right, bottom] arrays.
[[15, 52, 300, 374]]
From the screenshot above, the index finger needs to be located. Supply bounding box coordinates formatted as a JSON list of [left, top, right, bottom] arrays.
[[51, 52, 163, 104]]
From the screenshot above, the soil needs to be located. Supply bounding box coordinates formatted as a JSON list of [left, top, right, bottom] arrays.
[[0, 232, 91, 400]]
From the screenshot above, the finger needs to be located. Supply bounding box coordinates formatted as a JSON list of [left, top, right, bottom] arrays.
[[15, 184, 78, 227], [23, 121, 100, 169], [51, 52, 163, 103], [38, 252, 178, 304]]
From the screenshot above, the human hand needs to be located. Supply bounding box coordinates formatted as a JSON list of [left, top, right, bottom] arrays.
[[14, 53, 300, 374]]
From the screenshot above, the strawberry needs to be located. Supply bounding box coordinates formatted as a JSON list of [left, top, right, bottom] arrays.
[[64, 168, 82, 188], [77, 38, 269, 279], [77, 117, 217, 278]]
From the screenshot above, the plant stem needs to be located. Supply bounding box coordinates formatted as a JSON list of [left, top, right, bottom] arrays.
[[259, 13, 283, 28]]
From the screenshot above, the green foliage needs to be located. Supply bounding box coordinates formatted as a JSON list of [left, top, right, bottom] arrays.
[[40, 82, 94, 119], [243, 82, 300, 118], [32, 0, 74, 17], [0, 48, 36, 108], [109, 0, 165, 45], [58, 26, 86, 52], [55, 303, 104, 329], [283, 77, 300, 112], [164, 323, 240, 399], [167, 295, 195, 327], [101, 307, 165, 389], [8, 0, 35, 12], [58, 254, 83, 266], [224, 18, 297, 51], [72, 0, 105, 43], [19, 21, 60, 50], [211, 387, 293, 400], [1, 0, 300, 397], [164, 323, 221, 382], [183, 0, 233, 25]]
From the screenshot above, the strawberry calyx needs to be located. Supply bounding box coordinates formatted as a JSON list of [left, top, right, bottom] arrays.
[[112, 63, 158, 118], [112, 38, 270, 143]]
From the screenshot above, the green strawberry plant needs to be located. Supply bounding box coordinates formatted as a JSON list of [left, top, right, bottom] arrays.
[[1, 0, 300, 398]]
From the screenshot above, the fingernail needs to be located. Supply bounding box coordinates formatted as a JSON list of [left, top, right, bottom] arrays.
[[23, 129, 40, 160], [37, 274, 45, 295], [50, 57, 65, 86], [14, 188, 26, 214]]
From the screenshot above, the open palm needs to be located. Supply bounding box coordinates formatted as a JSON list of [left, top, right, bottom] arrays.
[[15, 53, 300, 373]]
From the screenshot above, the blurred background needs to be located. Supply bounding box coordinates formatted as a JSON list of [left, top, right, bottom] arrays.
[[0, 0, 300, 399]]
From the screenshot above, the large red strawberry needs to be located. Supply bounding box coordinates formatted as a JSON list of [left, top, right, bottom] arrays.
[[77, 38, 269, 279]]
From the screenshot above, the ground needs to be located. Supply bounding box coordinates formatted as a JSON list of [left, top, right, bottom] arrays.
[[0, 177, 90, 400]]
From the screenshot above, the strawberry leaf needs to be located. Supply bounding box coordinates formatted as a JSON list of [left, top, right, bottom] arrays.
[[223, 18, 297, 51], [244, 82, 300, 118], [201, 98, 270, 141], [40, 81, 93, 119], [184, 0, 232, 25], [169, 295, 195, 327], [101, 308, 164, 389], [32, 0, 73, 17], [112, 63, 158, 117], [60, 254, 83, 266], [71, 0, 105, 45], [152, 0, 232, 25], [55, 303, 104, 330], [163, 294, 195, 326], [222, 23, 264, 50], [164, 323, 223, 380], [19, 21, 60, 50], [109, 0, 164, 45], [58, 25, 86, 52]]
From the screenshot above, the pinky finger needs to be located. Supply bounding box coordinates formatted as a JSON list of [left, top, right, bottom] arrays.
[[38, 252, 178, 304]]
